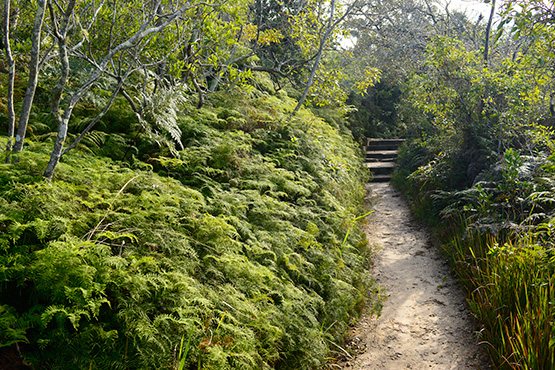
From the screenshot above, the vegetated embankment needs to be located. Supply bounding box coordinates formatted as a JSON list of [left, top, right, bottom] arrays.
[[0, 87, 379, 369]]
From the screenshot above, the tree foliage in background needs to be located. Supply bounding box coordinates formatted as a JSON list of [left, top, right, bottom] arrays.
[[343, 0, 490, 140]]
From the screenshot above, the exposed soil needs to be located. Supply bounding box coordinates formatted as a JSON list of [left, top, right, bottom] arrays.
[[340, 183, 492, 370], [0, 345, 32, 370]]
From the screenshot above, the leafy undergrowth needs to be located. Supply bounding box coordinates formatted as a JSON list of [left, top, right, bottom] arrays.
[[0, 89, 377, 369]]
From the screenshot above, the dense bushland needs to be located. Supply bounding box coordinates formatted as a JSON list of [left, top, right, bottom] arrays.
[[0, 85, 378, 369], [388, 1, 555, 368], [0, 0, 384, 367]]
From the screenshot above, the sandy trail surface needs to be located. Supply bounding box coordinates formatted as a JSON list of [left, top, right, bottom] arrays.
[[340, 183, 491, 369]]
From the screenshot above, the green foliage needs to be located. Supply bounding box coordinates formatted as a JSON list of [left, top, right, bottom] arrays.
[[392, 7, 555, 368], [0, 305, 28, 348], [447, 231, 555, 369], [346, 80, 403, 141], [400, 35, 548, 189], [0, 87, 375, 369]]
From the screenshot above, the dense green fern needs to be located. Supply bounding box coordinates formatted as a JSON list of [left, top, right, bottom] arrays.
[[0, 85, 376, 369]]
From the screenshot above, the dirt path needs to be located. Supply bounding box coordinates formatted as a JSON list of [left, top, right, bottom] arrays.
[[340, 183, 491, 369]]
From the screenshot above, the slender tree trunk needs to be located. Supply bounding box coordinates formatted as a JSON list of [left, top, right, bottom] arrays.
[[483, 0, 496, 64], [62, 77, 126, 156], [291, 0, 336, 117], [290, 0, 358, 119], [12, 0, 47, 153], [42, 0, 75, 180], [49, 0, 74, 125], [192, 76, 205, 109], [44, 114, 70, 180], [3, 0, 15, 155]]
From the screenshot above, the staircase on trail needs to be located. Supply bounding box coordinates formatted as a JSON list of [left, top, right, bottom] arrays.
[[365, 139, 404, 183]]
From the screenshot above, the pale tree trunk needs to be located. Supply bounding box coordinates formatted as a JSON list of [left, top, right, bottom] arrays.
[[2, 0, 15, 156], [290, 0, 336, 118], [43, 0, 193, 180], [483, 0, 496, 64], [42, 0, 75, 179], [12, 0, 47, 153], [290, 0, 358, 119]]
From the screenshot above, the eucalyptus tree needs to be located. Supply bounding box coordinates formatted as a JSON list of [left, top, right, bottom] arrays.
[[39, 0, 198, 180], [2, 0, 257, 179], [239, 0, 379, 113], [11, 0, 47, 154], [289, 0, 381, 115], [245, 0, 305, 82], [1, 0, 15, 153]]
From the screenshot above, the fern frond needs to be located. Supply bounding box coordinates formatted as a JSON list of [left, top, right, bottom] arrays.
[[139, 84, 188, 155]]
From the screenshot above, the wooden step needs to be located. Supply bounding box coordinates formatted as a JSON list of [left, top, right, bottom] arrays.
[[366, 161, 395, 175], [365, 139, 404, 183], [367, 139, 405, 151], [366, 150, 398, 161]]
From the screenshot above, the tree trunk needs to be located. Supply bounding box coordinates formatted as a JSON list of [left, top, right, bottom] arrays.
[[290, 0, 337, 117], [3, 0, 15, 155], [12, 0, 47, 153], [44, 114, 70, 180], [483, 0, 496, 64], [42, 0, 75, 180]]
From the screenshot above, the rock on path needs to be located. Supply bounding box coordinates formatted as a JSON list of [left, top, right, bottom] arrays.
[[340, 183, 491, 369]]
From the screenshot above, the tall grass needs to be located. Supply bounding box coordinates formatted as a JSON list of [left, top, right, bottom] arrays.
[[447, 230, 555, 369]]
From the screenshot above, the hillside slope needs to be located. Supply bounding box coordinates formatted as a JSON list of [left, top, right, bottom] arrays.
[[0, 87, 379, 369]]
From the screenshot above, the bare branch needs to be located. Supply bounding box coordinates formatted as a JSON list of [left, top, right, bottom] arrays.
[[61, 76, 127, 156]]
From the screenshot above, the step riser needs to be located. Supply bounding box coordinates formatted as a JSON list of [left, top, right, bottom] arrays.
[[372, 175, 392, 182], [367, 154, 397, 161], [371, 168, 394, 175], [367, 140, 404, 151], [367, 144, 403, 151]]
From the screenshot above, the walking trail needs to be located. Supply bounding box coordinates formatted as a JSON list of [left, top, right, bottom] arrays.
[[340, 183, 491, 369]]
